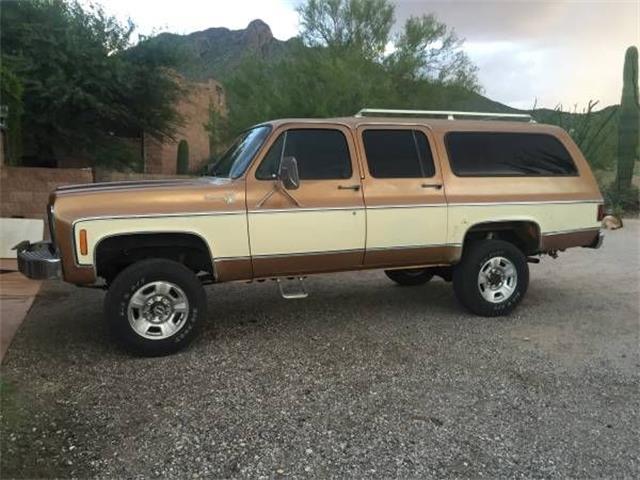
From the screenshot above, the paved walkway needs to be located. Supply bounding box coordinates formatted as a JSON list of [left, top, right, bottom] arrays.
[[0, 259, 42, 362]]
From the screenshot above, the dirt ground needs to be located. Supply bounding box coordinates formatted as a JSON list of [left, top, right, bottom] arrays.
[[1, 221, 638, 479]]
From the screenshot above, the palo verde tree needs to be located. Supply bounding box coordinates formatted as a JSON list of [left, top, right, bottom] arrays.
[[614, 46, 639, 194], [298, 0, 394, 61], [298, 0, 479, 88], [0, 0, 184, 167]]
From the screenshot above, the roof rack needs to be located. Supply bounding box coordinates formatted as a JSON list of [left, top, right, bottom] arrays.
[[354, 108, 535, 122]]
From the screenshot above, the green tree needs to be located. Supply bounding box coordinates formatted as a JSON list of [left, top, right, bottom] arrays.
[[297, 0, 479, 89], [0, 64, 24, 165], [0, 0, 183, 165], [388, 14, 478, 89], [298, 0, 394, 61]]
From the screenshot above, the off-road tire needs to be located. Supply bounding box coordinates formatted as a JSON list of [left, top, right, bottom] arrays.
[[385, 268, 434, 286], [453, 239, 529, 317], [105, 259, 207, 356]]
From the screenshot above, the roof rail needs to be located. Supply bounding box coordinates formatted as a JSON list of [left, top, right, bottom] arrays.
[[355, 108, 535, 122]]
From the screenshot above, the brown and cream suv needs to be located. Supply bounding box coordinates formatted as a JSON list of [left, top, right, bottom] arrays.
[[17, 109, 604, 355]]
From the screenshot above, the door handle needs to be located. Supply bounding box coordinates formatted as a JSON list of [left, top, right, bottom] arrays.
[[421, 183, 442, 190], [338, 184, 361, 191]]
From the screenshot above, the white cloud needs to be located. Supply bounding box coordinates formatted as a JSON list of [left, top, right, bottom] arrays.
[[90, 0, 300, 40]]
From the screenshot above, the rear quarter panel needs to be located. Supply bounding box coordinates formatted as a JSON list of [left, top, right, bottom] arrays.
[[431, 123, 602, 251]]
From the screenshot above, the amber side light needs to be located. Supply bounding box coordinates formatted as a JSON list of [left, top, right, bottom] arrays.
[[597, 204, 605, 222], [79, 229, 88, 255]]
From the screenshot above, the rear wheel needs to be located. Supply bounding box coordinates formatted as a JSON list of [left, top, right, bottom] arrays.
[[105, 258, 206, 356], [453, 239, 529, 317], [385, 268, 434, 286]]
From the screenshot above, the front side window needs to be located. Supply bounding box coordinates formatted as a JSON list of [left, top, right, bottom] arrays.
[[362, 129, 435, 178], [256, 129, 352, 180], [209, 125, 271, 179], [446, 132, 578, 176]]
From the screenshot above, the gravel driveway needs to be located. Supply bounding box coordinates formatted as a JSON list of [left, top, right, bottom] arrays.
[[2, 221, 638, 479]]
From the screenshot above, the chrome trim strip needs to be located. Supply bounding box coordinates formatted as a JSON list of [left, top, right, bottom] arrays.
[[366, 243, 461, 251], [248, 206, 365, 214], [73, 211, 245, 225], [249, 244, 460, 260], [251, 248, 364, 259], [366, 204, 447, 209], [541, 227, 601, 236], [449, 199, 602, 207], [249, 199, 600, 214], [214, 256, 251, 262]]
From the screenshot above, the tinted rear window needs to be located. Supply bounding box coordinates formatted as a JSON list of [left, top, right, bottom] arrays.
[[446, 132, 578, 176]]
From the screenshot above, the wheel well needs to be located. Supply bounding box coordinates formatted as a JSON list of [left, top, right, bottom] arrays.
[[462, 221, 540, 255], [95, 233, 214, 284]]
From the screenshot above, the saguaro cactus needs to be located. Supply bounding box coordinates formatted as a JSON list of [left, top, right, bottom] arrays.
[[615, 46, 640, 192]]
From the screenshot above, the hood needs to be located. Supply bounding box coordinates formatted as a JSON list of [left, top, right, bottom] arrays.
[[50, 176, 246, 223]]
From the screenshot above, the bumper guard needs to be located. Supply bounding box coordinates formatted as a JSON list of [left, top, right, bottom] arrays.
[[584, 230, 604, 249], [14, 241, 61, 280]]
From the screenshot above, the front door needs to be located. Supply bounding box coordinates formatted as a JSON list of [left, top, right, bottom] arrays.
[[246, 124, 365, 277], [355, 125, 450, 267]]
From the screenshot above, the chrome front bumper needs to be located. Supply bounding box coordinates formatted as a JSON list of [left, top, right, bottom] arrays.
[[15, 241, 61, 280]]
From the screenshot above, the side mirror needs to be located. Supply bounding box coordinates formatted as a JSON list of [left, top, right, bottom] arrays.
[[278, 156, 300, 190]]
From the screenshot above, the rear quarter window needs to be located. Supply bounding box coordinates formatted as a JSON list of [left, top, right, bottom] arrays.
[[445, 132, 578, 177]]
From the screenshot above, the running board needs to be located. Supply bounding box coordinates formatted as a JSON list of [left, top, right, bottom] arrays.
[[276, 277, 308, 299]]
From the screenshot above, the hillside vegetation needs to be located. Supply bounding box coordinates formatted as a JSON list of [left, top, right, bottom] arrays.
[[140, 1, 622, 181], [1, 0, 634, 212]]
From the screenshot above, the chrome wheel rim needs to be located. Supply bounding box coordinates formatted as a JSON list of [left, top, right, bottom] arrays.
[[477, 256, 518, 304], [127, 281, 189, 340]]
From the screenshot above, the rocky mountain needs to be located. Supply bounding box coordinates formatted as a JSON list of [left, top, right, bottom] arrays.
[[147, 19, 300, 80], [143, 19, 520, 113]]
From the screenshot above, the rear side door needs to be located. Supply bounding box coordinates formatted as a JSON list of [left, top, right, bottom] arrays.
[[355, 125, 450, 267], [245, 124, 365, 277]]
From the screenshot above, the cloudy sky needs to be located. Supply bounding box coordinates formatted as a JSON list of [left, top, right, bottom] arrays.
[[98, 0, 639, 110]]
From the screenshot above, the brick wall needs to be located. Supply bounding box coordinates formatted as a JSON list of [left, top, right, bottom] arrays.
[[0, 166, 94, 234], [146, 79, 224, 175]]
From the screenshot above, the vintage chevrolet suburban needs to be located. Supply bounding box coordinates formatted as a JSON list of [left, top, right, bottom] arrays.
[[17, 109, 604, 355]]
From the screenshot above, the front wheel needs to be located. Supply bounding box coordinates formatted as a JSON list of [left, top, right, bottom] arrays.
[[453, 240, 529, 317], [105, 258, 207, 356]]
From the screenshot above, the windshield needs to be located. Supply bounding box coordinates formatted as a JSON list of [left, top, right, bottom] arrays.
[[208, 125, 271, 179]]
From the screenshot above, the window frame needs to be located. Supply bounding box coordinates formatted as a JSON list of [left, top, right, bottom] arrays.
[[359, 126, 438, 180], [444, 131, 579, 178], [255, 127, 354, 181], [206, 124, 272, 179]]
